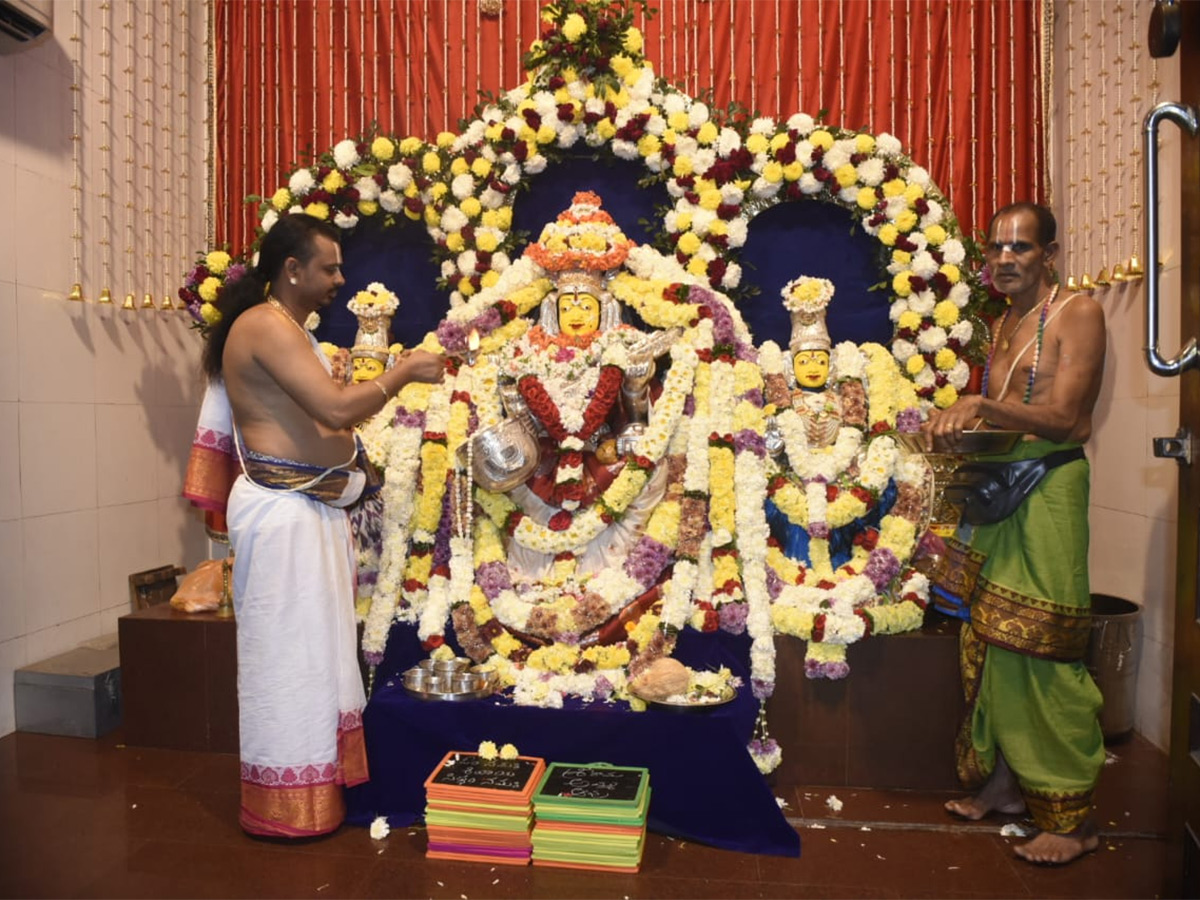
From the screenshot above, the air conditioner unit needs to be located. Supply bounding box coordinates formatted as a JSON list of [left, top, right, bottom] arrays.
[[0, 0, 52, 54]]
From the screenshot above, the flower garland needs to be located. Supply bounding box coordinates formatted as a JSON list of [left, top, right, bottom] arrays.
[[211, 0, 986, 408]]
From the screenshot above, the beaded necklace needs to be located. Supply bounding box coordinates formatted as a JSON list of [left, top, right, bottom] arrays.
[[981, 284, 1060, 404], [267, 296, 311, 342]]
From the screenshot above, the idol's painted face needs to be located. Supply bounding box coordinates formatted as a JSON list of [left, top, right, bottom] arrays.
[[793, 350, 830, 389], [985, 210, 1053, 297], [351, 356, 385, 382], [557, 290, 602, 337]]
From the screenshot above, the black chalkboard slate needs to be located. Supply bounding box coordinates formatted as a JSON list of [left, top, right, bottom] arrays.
[[535, 763, 648, 805], [427, 752, 541, 795]]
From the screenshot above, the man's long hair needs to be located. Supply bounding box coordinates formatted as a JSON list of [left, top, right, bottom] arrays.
[[201, 214, 341, 381]]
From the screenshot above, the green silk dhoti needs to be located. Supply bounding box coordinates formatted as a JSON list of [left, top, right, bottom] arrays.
[[942, 439, 1104, 834]]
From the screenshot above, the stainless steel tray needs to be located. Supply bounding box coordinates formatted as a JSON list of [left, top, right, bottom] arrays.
[[401, 664, 496, 702], [640, 685, 737, 713]]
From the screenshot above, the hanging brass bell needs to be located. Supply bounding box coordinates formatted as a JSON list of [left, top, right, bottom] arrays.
[[1095, 268, 1110, 287], [97, 287, 114, 304], [121, 293, 137, 310], [67, 283, 84, 302]]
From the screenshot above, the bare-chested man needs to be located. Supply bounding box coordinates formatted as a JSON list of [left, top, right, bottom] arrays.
[[200, 214, 444, 838], [923, 202, 1106, 865]]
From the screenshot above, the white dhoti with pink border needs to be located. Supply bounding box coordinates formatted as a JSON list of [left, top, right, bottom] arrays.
[[227, 475, 369, 837]]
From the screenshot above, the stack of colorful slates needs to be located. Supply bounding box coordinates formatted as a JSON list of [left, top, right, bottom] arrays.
[[422, 751, 546, 865], [530, 762, 651, 873]]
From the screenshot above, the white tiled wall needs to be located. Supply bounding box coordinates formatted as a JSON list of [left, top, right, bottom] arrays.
[[0, 1, 209, 737]]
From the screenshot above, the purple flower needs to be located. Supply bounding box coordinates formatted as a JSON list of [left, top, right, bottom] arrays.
[[225, 262, 248, 285], [718, 601, 748, 634], [804, 658, 850, 680], [896, 407, 922, 433], [751, 677, 775, 700], [593, 675, 614, 700], [683, 394, 696, 417], [732, 428, 765, 457], [474, 306, 502, 333], [393, 406, 426, 429], [623, 536, 672, 587], [808, 522, 830, 539], [765, 565, 785, 600], [475, 560, 512, 599], [364, 651, 384, 666], [863, 547, 901, 590], [741, 387, 764, 407], [436, 320, 467, 352]]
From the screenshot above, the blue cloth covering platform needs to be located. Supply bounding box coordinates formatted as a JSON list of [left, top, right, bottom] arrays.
[[346, 624, 800, 858]]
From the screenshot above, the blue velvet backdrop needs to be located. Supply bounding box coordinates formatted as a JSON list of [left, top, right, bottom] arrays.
[[315, 150, 890, 350]]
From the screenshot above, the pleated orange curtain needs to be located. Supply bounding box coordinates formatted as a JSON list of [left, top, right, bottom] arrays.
[[213, 0, 1045, 256]]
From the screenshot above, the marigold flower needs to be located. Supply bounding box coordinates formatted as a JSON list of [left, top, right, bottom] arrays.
[[562, 12, 587, 42], [371, 137, 395, 161]]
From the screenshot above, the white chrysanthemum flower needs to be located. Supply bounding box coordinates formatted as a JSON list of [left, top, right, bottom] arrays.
[[942, 239, 967, 266], [892, 338, 918, 362], [557, 126, 580, 148], [289, 168, 316, 196], [919, 200, 945, 228], [719, 182, 744, 205], [876, 133, 903, 156], [688, 102, 710, 128], [354, 176, 380, 202], [696, 243, 717, 262], [663, 93, 688, 115], [786, 112, 815, 134], [450, 173, 474, 200], [722, 261, 742, 289], [369, 816, 391, 840], [666, 180, 685, 199], [949, 282, 971, 307], [261, 209, 279, 232], [457, 250, 478, 275], [480, 187, 505, 208], [752, 177, 782, 198], [693, 148, 716, 172], [333, 139, 359, 169], [857, 157, 885, 186], [492, 251, 511, 272], [907, 290, 936, 316], [823, 144, 851, 172], [838, 186, 859, 204], [524, 154, 548, 174], [799, 173, 822, 194], [692, 208, 717, 235], [503, 114, 524, 135], [675, 134, 699, 158], [612, 139, 639, 160], [441, 206, 468, 233], [334, 211, 359, 230], [916, 325, 948, 353], [796, 141, 815, 168], [914, 366, 936, 388], [750, 116, 776, 135], [441, 259, 456, 279], [908, 165, 931, 187], [379, 189, 402, 213], [949, 320, 974, 344], [948, 360, 970, 389], [646, 113, 666, 136], [387, 163, 413, 191], [726, 218, 748, 246], [629, 70, 655, 101], [911, 251, 939, 279], [884, 195, 909, 220], [889, 298, 908, 321], [717, 128, 742, 156], [287, 204, 304, 215], [464, 120, 487, 144]]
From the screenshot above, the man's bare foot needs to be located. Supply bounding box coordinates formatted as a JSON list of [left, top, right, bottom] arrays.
[[944, 795, 1025, 820], [1013, 822, 1099, 865], [944, 754, 1025, 820]]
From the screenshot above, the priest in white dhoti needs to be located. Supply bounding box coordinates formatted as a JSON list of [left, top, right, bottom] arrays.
[[198, 212, 445, 837]]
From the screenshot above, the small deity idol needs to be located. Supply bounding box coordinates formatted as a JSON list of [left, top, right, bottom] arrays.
[[347, 282, 401, 384], [782, 276, 842, 447]]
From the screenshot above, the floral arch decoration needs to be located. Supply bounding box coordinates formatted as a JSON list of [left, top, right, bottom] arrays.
[[187, 0, 986, 771]]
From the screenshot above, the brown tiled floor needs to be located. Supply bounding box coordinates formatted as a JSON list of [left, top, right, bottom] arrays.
[[0, 728, 1168, 899]]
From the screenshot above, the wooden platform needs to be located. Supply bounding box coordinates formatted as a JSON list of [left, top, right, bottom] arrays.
[[116, 604, 965, 791], [117, 604, 238, 753]]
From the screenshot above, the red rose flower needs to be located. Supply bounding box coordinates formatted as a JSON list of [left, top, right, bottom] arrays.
[[548, 510, 573, 532]]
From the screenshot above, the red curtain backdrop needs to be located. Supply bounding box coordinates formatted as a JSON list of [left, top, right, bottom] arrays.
[[213, 0, 1046, 255]]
